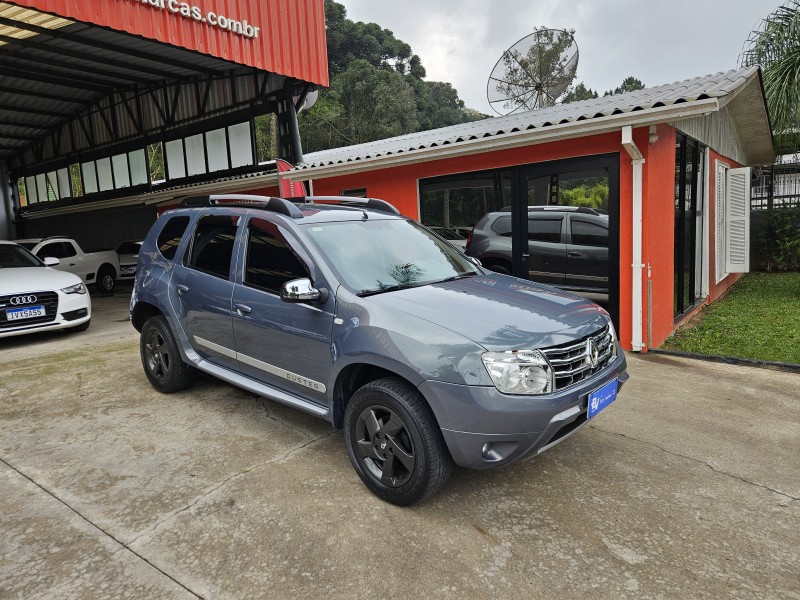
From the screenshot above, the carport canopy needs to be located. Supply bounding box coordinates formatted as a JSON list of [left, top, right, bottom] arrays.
[[0, 1, 317, 191]]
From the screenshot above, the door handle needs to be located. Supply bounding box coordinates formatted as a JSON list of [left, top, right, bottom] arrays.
[[234, 303, 252, 315], [69, 263, 76, 266], [176, 284, 189, 294], [568, 251, 583, 257]]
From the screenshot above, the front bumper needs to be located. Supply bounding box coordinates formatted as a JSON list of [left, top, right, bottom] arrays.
[[0, 290, 91, 339], [419, 353, 628, 469]]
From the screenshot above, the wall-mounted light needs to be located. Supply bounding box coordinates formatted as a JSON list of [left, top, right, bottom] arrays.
[[649, 125, 659, 144]]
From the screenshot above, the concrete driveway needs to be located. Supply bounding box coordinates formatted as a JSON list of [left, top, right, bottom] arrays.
[[1, 293, 798, 599]]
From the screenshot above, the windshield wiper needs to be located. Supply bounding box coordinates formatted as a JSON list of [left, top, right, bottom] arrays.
[[437, 273, 479, 283], [358, 283, 422, 297]]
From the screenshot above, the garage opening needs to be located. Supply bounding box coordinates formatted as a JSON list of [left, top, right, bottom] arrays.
[[419, 154, 620, 332]]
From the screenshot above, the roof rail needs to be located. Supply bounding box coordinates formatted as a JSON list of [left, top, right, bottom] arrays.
[[294, 196, 400, 215], [179, 195, 303, 218]]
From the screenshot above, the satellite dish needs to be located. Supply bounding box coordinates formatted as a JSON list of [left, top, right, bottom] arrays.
[[295, 89, 319, 113], [487, 29, 579, 115]]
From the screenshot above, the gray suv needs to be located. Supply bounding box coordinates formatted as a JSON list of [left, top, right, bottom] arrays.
[[466, 206, 609, 294], [131, 195, 627, 505]]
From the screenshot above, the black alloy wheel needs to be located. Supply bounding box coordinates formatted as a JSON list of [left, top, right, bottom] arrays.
[[344, 378, 452, 506], [140, 316, 192, 393], [354, 405, 416, 487]]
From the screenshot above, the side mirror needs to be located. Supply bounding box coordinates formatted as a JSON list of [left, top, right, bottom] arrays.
[[43, 256, 60, 266], [281, 278, 328, 303], [468, 256, 482, 267]]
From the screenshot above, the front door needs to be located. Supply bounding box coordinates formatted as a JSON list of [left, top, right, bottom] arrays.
[[231, 216, 333, 406]]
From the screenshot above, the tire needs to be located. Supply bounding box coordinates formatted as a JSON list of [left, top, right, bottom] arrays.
[[95, 265, 116, 294], [67, 319, 90, 333], [140, 316, 193, 393], [344, 378, 452, 506]]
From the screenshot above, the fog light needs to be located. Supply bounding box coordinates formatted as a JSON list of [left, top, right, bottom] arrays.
[[482, 443, 502, 461]]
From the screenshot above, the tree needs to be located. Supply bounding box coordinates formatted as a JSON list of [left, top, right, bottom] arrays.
[[493, 28, 578, 111], [561, 82, 598, 104], [300, 60, 418, 152], [299, 0, 487, 152], [741, 1, 800, 154], [604, 76, 645, 96]]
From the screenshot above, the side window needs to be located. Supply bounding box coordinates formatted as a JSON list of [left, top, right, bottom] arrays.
[[245, 218, 309, 294], [528, 217, 563, 243], [571, 218, 608, 247], [187, 215, 238, 279], [61, 242, 77, 258], [157, 216, 190, 260], [491, 215, 512, 236], [37, 242, 75, 259]]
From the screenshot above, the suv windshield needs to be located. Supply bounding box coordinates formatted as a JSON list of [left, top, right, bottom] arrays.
[[303, 218, 480, 295], [0, 244, 44, 268]]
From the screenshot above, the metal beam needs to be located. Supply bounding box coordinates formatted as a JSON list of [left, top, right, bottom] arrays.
[[0, 16, 221, 77], [0, 65, 114, 94], [0, 131, 38, 141], [2, 105, 73, 119], [0, 47, 152, 86], [0, 118, 49, 130], [0, 85, 83, 105], [0, 28, 180, 81]]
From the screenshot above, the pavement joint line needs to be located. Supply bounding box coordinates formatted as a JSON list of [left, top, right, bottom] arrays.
[[0, 455, 203, 600], [255, 396, 315, 441], [589, 425, 800, 502], [126, 431, 338, 548]]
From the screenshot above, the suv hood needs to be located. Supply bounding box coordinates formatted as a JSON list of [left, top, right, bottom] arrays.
[[367, 274, 610, 351]]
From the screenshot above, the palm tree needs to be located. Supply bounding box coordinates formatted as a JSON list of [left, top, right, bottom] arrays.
[[741, 1, 800, 155]]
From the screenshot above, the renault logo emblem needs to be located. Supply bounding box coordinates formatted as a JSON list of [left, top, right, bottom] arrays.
[[585, 340, 599, 369], [10, 295, 36, 305]]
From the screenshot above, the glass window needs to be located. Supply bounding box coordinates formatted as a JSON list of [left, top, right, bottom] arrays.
[[165, 139, 186, 179], [129, 149, 149, 186], [206, 128, 229, 172], [112, 153, 130, 189], [245, 218, 309, 294], [36, 242, 76, 260], [303, 219, 479, 295], [97, 157, 113, 191], [157, 216, 190, 260], [674, 134, 706, 316], [571, 218, 608, 246], [490, 215, 512, 236], [82, 161, 98, 194], [229, 122, 253, 168], [528, 217, 562, 243], [185, 134, 206, 176], [187, 215, 238, 278], [419, 169, 511, 238]]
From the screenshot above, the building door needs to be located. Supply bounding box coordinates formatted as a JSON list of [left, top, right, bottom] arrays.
[[510, 155, 620, 331]]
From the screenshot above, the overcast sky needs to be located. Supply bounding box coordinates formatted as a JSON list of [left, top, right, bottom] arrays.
[[339, 0, 780, 115]]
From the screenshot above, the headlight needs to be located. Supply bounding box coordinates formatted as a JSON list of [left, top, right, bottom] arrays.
[[61, 283, 86, 295], [481, 350, 554, 395]]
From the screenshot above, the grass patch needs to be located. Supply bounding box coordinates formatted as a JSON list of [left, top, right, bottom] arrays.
[[662, 272, 800, 364]]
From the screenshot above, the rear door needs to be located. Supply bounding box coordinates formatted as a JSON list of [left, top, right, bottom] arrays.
[[231, 216, 334, 406], [565, 215, 609, 292], [168, 213, 239, 370], [526, 214, 566, 286]]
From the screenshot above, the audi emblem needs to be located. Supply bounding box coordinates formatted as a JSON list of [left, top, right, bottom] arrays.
[[10, 295, 37, 305]]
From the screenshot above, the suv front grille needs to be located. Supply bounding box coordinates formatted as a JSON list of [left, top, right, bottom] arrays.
[[0, 291, 59, 328], [541, 324, 615, 390]]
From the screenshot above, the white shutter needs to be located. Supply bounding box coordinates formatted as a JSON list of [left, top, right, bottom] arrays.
[[725, 167, 750, 274]]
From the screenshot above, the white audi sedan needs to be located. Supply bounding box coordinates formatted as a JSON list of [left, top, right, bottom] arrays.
[[0, 241, 91, 339]]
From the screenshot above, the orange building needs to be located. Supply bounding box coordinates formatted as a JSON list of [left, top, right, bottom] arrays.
[[272, 68, 773, 351]]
